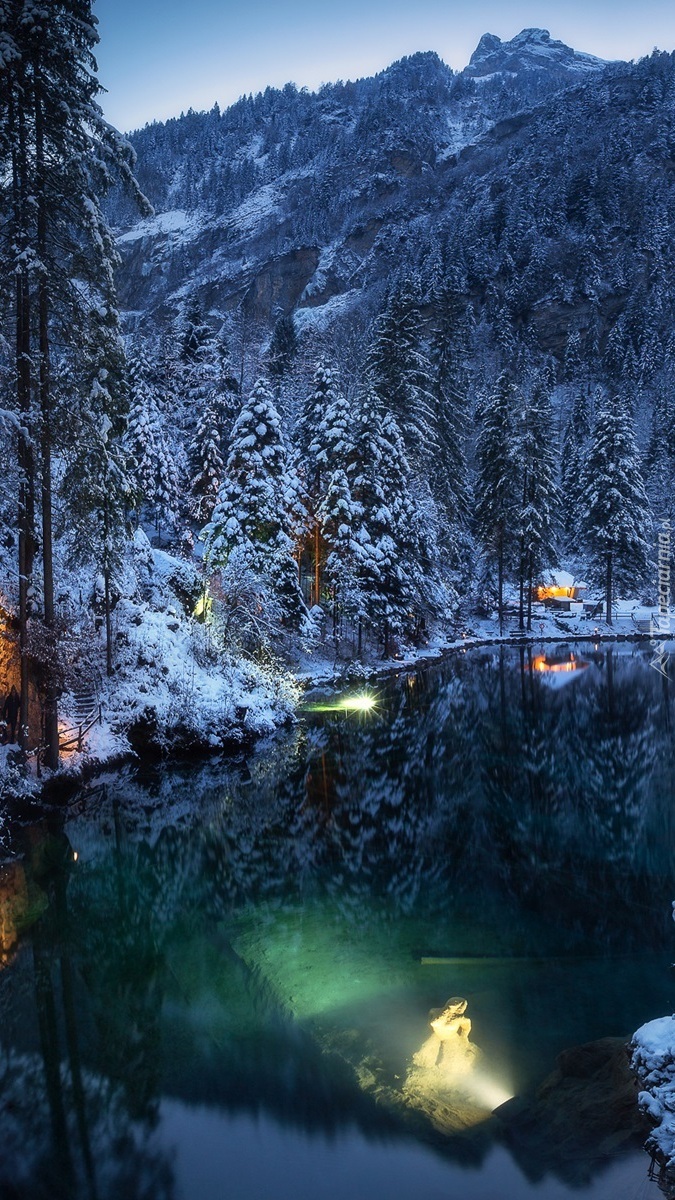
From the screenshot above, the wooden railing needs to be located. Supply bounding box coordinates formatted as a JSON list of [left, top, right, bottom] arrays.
[[58, 704, 102, 753]]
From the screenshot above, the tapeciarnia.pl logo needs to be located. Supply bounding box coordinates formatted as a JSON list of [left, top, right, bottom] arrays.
[[650, 519, 671, 678]]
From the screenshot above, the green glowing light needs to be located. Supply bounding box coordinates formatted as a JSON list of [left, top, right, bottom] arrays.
[[339, 692, 377, 712], [304, 690, 379, 715]]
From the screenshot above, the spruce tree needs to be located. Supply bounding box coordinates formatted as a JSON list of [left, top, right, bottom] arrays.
[[429, 275, 472, 571], [348, 391, 433, 655], [61, 308, 132, 675], [268, 314, 298, 381], [318, 467, 361, 644], [180, 294, 213, 365], [298, 363, 355, 605], [0, 0, 148, 762], [126, 347, 180, 536], [367, 277, 438, 468], [561, 386, 592, 545], [190, 399, 224, 523], [203, 380, 308, 630], [474, 372, 519, 630], [580, 394, 651, 624], [515, 379, 559, 629]]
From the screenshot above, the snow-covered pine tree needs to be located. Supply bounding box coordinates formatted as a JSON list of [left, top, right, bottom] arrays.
[[0, 0, 149, 762], [215, 330, 241, 440], [180, 294, 213, 365], [349, 390, 431, 655], [189, 399, 224, 523], [561, 385, 593, 545], [645, 361, 675, 577], [268, 313, 298, 381], [60, 307, 132, 674], [474, 371, 519, 629], [429, 274, 472, 572], [580, 394, 651, 623], [645, 431, 675, 606], [307, 366, 355, 473], [294, 362, 355, 605], [515, 378, 559, 629], [126, 346, 180, 536], [175, 297, 221, 444], [203, 379, 308, 630], [366, 277, 438, 469], [318, 466, 361, 645]]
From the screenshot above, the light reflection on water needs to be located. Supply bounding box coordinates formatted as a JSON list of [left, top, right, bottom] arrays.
[[0, 643, 672, 1199]]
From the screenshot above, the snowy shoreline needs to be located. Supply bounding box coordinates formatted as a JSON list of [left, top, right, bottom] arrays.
[[10, 624, 655, 807], [296, 624, 657, 691]]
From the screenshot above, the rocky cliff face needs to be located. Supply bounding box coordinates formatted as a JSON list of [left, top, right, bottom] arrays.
[[465, 28, 608, 78]]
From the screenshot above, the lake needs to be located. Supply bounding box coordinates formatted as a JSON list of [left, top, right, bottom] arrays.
[[0, 642, 673, 1199]]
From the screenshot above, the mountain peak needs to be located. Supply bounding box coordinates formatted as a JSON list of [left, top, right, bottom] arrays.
[[465, 28, 609, 78]]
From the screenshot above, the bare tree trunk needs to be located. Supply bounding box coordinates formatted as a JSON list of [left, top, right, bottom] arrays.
[[35, 63, 59, 770], [605, 552, 613, 626], [104, 568, 113, 678], [12, 87, 36, 751], [518, 471, 528, 630], [103, 497, 113, 677], [314, 521, 321, 606], [498, 537, 504, 635]]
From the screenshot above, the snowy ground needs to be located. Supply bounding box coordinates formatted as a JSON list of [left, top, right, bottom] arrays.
[[0, 530, 299, 797]]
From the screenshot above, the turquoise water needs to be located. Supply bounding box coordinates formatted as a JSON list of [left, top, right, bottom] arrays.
[[0, 643, 672, 1198]]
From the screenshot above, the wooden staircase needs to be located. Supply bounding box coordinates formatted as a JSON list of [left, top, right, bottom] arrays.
[[59, 682, 102, 753]]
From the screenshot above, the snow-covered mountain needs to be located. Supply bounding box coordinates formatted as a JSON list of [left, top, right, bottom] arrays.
[[112, 28, 675, 386], [464, 28, 609, 78]]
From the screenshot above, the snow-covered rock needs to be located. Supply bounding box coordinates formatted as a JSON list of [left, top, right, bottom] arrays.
[[116, 208, 197, 244], [631, 1014, 675, 1185]]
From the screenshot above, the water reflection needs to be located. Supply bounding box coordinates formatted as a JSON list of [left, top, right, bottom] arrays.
[[529, 651, 590, 687], [0, 644, 671, 1198]]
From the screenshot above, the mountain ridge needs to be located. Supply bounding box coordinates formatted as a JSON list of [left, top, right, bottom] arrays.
[[465, 27, 611, 78], [112, 34, 675, 406]]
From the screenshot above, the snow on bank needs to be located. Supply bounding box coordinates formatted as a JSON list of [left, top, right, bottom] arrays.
[[0, 745, 38, 808], [69, 532, 297, 766], [631, 1015, 675, 1183], [0, 531, 298, 795]]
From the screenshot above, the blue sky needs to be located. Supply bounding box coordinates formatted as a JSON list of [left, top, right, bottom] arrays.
[[95, 0, 675, 131]]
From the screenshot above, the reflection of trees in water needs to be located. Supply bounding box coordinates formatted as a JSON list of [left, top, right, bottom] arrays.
[[0, 647, 672, 1195], [185, 648, 674, 952], [0, 824, 175, 1200], [142, 646, 674, 958], [0, 815, 408, 1198]]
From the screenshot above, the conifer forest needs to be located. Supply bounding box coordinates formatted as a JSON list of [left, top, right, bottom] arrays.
[[1, 9, 675, 1197]]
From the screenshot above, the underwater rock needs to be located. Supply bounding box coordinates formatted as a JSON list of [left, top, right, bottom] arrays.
[[496, 1036, 648, 1186]]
